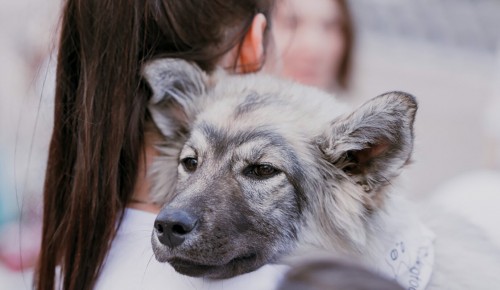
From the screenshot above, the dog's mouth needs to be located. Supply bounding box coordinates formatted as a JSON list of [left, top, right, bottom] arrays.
[[167, 252, 259, 278]]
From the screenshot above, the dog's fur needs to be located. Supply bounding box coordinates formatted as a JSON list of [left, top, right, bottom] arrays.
[[144, 59, 500, 289]]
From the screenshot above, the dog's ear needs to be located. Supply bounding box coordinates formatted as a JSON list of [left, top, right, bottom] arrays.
[[318, 92, 417, 199], [142, 58, 208, 138]]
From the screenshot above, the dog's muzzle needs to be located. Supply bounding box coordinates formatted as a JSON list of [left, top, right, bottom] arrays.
[[152, 205, 266, 278]]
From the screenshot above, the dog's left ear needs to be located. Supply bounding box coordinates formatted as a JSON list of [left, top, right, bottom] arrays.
[[318, 92, 417, 198]]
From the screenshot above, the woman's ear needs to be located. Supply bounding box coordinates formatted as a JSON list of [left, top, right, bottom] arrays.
[[238, 13, 267, 73]]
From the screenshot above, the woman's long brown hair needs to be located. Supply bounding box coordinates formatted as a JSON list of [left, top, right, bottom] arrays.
[[36, 1, 272, 289]]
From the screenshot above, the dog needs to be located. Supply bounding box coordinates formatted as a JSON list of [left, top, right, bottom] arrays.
[[143, 59, 500, 289]]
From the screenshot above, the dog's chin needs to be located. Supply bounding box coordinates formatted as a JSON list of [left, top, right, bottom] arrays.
[[167, 253, 262, 278]]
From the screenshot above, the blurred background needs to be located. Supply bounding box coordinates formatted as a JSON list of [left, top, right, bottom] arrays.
[[347, 0, 500, 197], [1, 0, 499, 288]]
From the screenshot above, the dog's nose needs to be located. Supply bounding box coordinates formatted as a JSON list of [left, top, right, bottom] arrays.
[[154, 208, 198, 248]]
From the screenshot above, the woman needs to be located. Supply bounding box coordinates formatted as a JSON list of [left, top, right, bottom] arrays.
[[271, 0, 353, 92], [35, 1, 288, 289]]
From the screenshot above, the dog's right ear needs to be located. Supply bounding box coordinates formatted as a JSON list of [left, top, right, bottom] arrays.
[[317, 92, 417, 207], [142, 58, 208, 138]]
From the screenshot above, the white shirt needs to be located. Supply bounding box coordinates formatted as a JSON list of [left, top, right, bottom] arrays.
[[94, 208, 289, 290]]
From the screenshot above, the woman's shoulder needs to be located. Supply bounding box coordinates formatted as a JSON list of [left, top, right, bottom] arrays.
[[95, 208, 288, 290], [94, 208, 170, 289]]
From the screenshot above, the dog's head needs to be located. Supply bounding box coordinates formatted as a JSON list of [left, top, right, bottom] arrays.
[[143, 59, 417, 278]]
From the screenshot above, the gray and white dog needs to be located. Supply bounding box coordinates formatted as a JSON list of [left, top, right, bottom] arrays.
[[144, 59, 500, 289]]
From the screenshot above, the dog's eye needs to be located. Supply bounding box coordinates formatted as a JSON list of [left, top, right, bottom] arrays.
[[245, 164, 280, 179], [181, 157, 198, 172]]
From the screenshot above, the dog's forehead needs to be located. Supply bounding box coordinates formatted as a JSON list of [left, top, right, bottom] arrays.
[[188, 73, 350, 156], [198, 92, 291, 128], [201, 73, 349, 132]]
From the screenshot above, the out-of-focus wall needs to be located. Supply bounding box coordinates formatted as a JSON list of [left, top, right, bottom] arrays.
[[347, 0, 500, 199], [0, 1, 59, 288], [0, 1, 59, 222]]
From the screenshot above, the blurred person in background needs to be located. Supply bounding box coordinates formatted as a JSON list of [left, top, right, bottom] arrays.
[[270, 0, 353, 93]]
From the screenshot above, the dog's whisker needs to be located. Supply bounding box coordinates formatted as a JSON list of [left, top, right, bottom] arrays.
[[144, 254, 155, 271], [181, 274, 198, 290], [139, 254, 156, 287]]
